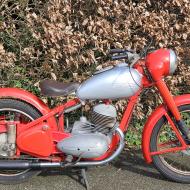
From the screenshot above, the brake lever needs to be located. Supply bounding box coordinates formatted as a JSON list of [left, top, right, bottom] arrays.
[[109, 48, 140, 65], [130, 54, 141, 68]]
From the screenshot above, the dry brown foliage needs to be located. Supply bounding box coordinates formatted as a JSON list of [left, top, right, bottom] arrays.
[[0, 0, 190, 119]]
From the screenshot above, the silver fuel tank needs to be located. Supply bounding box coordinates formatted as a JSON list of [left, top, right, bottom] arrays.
[[76, 64, 142, 100]]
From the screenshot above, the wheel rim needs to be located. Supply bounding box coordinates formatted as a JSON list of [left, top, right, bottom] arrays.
[[0, 108, 35, 176], [156, 109, 190, 175]]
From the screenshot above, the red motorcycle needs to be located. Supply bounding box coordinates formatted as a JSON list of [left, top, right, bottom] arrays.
[[0, 48, 189, 188]]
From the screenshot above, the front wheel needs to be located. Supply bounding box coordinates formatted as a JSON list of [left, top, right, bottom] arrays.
[[150, 104, 190, 183]]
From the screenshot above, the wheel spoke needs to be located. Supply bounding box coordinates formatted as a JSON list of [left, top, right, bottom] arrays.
[[153, 107, 190, 176]]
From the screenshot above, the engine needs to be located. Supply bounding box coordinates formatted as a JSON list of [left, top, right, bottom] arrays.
[[57, 104, 117, 159], [0, 133, 8, 157], [0, 123, 16, 157], [72, 104, 117, 134]]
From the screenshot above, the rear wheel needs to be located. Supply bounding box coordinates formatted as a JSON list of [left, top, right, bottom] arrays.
[[0, 99, 42, 184], [150, 104, 190, 183]]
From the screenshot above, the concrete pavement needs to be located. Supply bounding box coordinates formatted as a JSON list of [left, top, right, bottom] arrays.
[[0, 150, 190, 190]]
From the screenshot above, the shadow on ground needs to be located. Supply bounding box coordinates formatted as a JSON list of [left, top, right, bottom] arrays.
[[112, 149, 165, 180], [39, 149, 165, 182]]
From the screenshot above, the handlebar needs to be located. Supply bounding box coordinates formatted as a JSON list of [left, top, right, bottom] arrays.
[[111, 54, 128, 60], [109, 49, 140, 65], [109, 49, 127, 54]]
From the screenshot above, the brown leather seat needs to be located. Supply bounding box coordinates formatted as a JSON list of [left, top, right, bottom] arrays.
[[39, 80, 80, 97]]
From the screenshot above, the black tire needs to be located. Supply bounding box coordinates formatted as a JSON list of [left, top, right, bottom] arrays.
[[0, 98, 42, 184], [150, 104, 190, 183]]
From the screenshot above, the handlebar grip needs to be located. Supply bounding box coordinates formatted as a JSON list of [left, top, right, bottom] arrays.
[[109, 49, 126, 54], [111, 54, 128, 60]]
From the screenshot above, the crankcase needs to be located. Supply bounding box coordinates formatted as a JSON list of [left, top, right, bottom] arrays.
[[57, 133, 110, 158]]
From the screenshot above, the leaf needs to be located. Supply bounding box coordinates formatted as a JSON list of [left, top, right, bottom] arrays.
[[51, 73, 57, 80]]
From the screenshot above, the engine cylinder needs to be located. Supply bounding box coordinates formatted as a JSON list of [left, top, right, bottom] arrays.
[[91, 104, 117, 133]]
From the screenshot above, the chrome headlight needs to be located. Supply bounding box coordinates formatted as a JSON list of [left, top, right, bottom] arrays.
[[169, 49, 177, 74]]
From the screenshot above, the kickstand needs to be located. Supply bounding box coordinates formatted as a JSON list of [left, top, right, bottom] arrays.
[[79, 168, 90, 190]]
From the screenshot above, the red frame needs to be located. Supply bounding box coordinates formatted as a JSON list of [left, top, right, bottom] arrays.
[[143, 94, 190, 163], [0, 48, 189, 163]]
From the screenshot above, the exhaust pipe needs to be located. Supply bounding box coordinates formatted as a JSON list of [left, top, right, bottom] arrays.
[[75, 127, 124, 167], [0, 161, 62, 169], [0, 128, 124, 169]]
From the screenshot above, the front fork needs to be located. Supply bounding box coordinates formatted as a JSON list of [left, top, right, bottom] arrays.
[[156, 79, 190, 141]]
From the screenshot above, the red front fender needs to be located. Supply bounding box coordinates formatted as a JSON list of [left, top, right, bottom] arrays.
[[142, 94, 190, 163], [0, 88, 57, 128]]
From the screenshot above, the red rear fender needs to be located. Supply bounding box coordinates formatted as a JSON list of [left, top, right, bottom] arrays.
[[0, 88, 57, 128], [142, 94, 190, 163]]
